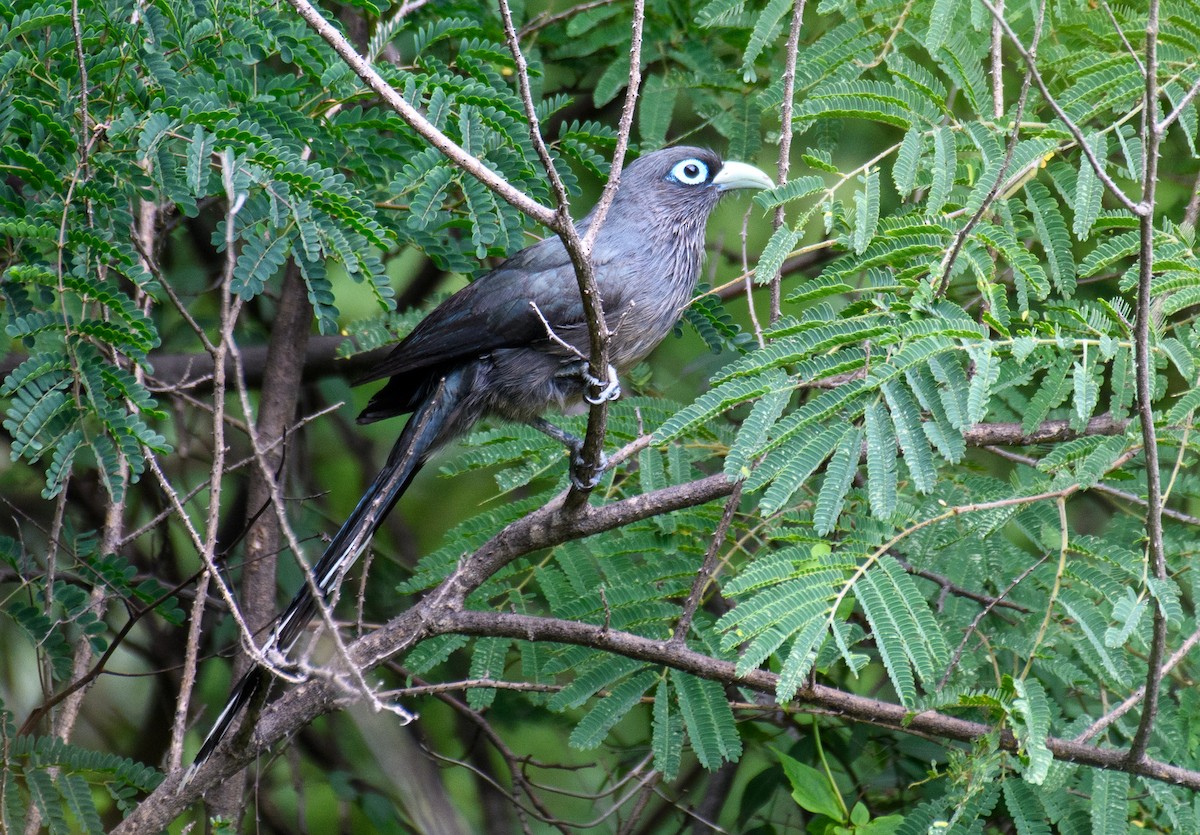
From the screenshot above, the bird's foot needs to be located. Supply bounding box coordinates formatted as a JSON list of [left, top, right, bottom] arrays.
[[525, 417, 608, 490], [583, 364, 621, 405], [570, 448, 609, 490]]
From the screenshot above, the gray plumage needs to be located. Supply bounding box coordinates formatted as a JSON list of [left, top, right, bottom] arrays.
[[186, 146, 772, 781]]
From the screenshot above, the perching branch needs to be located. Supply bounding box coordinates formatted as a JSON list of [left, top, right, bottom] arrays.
[[494, 0, 645, 503], [116, 403, 1154, 828]]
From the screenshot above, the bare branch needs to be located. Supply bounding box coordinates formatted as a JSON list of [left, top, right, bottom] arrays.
[[1158, 74, 1200, 134], [1128, 0, 1168, 765], [770, 0, 806, 324]]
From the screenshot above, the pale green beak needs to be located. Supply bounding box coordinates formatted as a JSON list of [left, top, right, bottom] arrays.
[[712, 160, 775, 191]]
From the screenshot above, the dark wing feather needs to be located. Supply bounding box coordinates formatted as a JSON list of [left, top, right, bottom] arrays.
[[356, 235, 579, 386]]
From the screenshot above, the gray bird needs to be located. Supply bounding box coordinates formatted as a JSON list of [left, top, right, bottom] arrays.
[[187, 146, 773, 780]]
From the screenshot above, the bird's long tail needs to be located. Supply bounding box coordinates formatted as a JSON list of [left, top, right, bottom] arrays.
[[185, 374, 464, 782]]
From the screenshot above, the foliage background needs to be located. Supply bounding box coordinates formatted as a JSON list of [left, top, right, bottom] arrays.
[[2, 0, 1200, 831]]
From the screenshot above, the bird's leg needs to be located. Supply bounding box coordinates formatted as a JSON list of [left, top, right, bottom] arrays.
[[528, 417, 608, 490], [581, 362, 621, 405]]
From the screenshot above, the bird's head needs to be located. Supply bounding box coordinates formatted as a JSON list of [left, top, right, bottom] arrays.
[[612, 146, 774, 220]]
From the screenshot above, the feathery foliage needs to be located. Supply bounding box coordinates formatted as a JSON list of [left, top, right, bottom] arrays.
[[3, 0, 1200, 830]]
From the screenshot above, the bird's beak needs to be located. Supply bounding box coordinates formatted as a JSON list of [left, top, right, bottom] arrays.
[[712, 160, 774, 192]]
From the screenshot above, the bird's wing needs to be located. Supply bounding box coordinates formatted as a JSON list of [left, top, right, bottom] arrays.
[[357, 235, 623, 385]]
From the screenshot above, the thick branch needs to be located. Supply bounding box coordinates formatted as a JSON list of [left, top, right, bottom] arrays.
[[118, 401, 1148, 828], [962, 414, 1127, 445], [438, 611, 1200, 790]]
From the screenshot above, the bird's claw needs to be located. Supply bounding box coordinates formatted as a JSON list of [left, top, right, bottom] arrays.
[[570, 449, 609, 490], [583, 364, 621, 405]]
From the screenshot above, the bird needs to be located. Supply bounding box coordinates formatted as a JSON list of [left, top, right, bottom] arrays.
[[186, 146, 773, 781]]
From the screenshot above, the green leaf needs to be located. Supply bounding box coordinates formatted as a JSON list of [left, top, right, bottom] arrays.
[[1059, 589, 1130, 685], [883, 380, 937, 494], [638, 75, 678, 150], [1104, 588, 1146, 648], [1090, 770, 1129, 835], [1072, 352, 1100, 430], [1011, 678, 1052, 784], [1025, 180, 1076, 296], [754, 223, 802, 285], [756, 424, 848, 514], [651, 678, 684, 780], [852, 168, 881, 254], [187, 124, 213, 196], [594, 51, 632, 108], [231, 233, 291, 299], [813, 426, 862, 535], [726, 369, 792, 481], [741, 0, 792, 82], [407, 165, 454, 231], [926, 124, 955, 216], [925, 0, 960, 53], [656, 373, 787, 442], [905, 366, 966, 463], [1003, 778, 1052, 835], [794, 80, 942, 131], [864, 400, 898, 519], [966, 342, 1000, 424], [1073, 132, 1107, 240], [777, 750, 845, 821], [1023, 355, 1073, 434], [671, 670, 742, 769], [466, 637, 508, 709], [756, 176, 824, 210], [894, 127, 921, 196], [856, 564, 918, 706], [569, 670, 656, 749]]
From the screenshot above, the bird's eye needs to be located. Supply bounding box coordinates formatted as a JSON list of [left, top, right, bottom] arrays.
[[668, 158, 709, 185]]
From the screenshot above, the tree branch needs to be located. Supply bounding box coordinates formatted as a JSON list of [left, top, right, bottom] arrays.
[[770, 0, 806, 324], [1128, 0, 1167, 765], [436, 611, 1200, 790]]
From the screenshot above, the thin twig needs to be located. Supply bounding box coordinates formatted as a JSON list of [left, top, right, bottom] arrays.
[[976, 0, 1144, 216], [770, 0, 805, 324], [1019, 499, 1069, 680], [1128, 0, 1167, 765], [937, 554, 1048, 690], [935, 0, 1046, 295], [672, 482, 742, 643], [991, 0, 1005, 118], [1099, 0, 1146, 73], [897, 558, 1030, 613], [1077, 624, 1200, 743], [518, 0, 622, 37], [985, 445, 1200, 527], [1157, 76, 1200, 134]]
